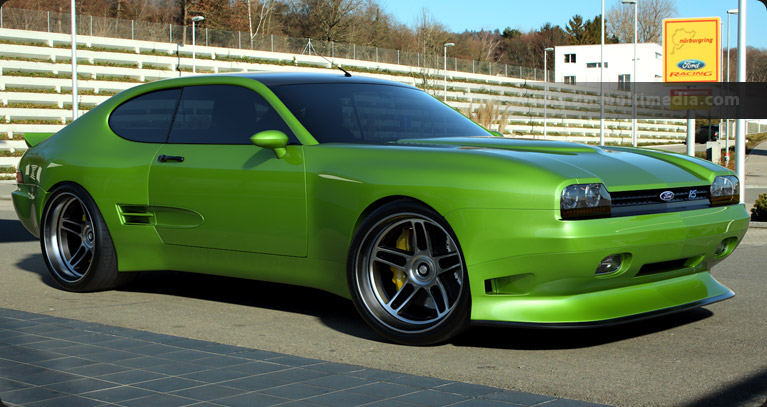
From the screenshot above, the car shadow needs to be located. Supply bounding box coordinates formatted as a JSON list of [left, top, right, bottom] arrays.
[[15, 254, 58, 288], [14, 252, 716, 348], [0, 219, 37, 243], [13, 253, 381, 341], [122, 270, 383, 342], [451, 307, 713, 350]]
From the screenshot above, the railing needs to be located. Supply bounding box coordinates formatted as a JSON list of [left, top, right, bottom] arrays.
[[0, 6, 550, 81]]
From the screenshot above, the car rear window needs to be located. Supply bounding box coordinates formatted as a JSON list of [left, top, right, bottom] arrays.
[[270, 83, 489, 144]]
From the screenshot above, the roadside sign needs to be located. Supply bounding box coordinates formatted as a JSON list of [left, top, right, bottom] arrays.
[[663, 17, 721, 83]]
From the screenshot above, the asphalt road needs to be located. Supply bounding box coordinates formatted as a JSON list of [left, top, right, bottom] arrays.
[[1, 200, 766, 407]]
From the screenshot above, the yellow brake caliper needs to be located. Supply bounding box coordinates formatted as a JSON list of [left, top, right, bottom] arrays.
[[391, 227, 410, 291]]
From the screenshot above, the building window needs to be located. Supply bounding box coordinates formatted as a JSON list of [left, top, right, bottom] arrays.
[[618, 74, 631, 91], [565, 54, 576, 63], [564, 76, 576, 85], [586, 62, 609, 68]]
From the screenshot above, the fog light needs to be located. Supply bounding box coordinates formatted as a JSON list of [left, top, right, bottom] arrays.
[[715, 240, 728, 256], [596, 254, 623, 275]]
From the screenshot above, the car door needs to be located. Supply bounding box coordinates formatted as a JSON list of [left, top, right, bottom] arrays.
[[148, 84, 307, 257]]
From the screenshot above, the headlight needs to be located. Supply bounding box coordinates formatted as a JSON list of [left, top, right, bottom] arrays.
[[560, 183, 611, 220], [710, 175, 739, 206]]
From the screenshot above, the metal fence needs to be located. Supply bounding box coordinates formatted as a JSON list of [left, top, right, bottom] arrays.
[[0, 6, 549, 81]]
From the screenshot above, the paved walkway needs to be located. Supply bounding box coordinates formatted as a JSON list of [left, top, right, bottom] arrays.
[[0, 308, 607, 407]]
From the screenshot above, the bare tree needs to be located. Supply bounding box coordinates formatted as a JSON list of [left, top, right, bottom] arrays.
[[607, 0, 677, 44], [747, 47, 767, 82], [246, 0, 277, 46]]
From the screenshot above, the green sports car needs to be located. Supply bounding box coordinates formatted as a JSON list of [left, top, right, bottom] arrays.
[[12, 73, 749, 345]]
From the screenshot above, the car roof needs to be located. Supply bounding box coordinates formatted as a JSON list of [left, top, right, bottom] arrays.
[[225, 72, 415, 88]]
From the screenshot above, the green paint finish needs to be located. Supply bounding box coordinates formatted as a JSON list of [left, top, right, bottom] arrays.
[[12, 73, 750, 331]]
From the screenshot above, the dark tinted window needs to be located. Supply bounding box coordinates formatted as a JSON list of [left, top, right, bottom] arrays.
[[270, 83, 488, 143], [109, 88, 181, 143], [168, 85, 295, 144]]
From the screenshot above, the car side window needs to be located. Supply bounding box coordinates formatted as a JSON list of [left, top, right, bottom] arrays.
[[168, 85, 296, 145], [109, 88, 181, 143]]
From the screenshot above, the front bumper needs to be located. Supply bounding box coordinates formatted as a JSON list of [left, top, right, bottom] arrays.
[[445, 204, 749, 324]]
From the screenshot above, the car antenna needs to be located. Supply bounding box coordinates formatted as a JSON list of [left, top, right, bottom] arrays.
[[303, 39, 351, 77]]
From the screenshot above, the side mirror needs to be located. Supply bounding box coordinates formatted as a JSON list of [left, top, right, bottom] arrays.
[[251, 130, 289, 159]]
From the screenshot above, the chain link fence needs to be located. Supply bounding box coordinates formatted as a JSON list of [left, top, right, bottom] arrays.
[[0, 6, 550, 81]]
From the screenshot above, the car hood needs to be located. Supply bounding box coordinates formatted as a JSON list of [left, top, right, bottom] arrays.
[[397, 137, 724, 191]]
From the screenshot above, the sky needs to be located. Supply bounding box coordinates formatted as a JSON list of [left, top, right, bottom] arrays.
[[380, 0, 767, 49]]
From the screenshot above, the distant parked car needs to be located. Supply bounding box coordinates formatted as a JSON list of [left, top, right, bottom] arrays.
[[696, 125, 719, 144]]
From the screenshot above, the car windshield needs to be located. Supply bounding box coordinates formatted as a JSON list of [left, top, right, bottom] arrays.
[[269, 83, 490, 144]]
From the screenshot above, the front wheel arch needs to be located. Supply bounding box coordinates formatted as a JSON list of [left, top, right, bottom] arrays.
[[347, 199, 471, 345]]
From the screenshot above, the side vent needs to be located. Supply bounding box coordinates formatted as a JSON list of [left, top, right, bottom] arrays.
[[117, 205, 155, 225]]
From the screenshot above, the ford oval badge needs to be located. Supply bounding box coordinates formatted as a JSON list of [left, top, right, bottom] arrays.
[[677, 59, 706, 70], [660, 191, 675, 202]]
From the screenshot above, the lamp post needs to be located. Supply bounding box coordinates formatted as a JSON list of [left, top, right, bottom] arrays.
[[70, 0, 78, 121], [622, 0, 638, 147], [443, 43, 455, 102], [600, 0, 605, 145], [191, 16, 204, 74], [543, 47, 554, 139], [725, 8, 738, 163], [735, 0, 746, 203]]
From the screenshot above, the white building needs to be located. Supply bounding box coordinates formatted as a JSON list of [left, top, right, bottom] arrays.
[[554, 43, 663, 87]]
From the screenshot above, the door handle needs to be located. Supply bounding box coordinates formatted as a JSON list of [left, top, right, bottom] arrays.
[[158, 155, 185, 163]]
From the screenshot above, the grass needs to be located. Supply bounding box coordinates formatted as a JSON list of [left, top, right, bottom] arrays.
[[0, 167, 18, 174], [0, 150, 24, 157], [8, 119, 63, 125], [5, 102, 60, 109]]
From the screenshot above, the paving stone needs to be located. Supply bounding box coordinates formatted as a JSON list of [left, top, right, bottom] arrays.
[[170, 383, 246, 401], [23, 395, 105, 407], [393, 389, 472, 406], [257, 382, 334, 399], [302, 390, 379, 407], [80, 385, 157, 403]]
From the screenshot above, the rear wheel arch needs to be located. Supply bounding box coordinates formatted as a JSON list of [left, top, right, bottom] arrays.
[[40, 182, 136, 292]]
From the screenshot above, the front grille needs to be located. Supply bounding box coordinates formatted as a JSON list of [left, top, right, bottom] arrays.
[[610, 186, 710, 216], [612, 186, 710, 207]]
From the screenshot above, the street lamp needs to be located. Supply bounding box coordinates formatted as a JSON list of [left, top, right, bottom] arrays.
[[543, 47, 554, 139], [443, 42, 455, 102], [70, 0, 78, 121], [725, 8, 738, 163], [735, 0, 746, 203], [622, 0, 638, 147], [191, 16, 204, 74], [600, 0, 605, 145]]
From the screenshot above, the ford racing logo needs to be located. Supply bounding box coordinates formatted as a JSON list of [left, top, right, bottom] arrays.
[[677, 59, 706, 70], [660, 191, 675, 201]]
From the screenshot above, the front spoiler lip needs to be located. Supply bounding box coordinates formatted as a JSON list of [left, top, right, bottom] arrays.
[[471, 290, 734, 328]]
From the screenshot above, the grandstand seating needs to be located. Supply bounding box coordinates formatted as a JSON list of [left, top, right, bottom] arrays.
[[0, 27, 687, 176]]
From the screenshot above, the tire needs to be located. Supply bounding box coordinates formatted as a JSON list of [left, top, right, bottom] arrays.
[[347, 200, 470, 345], [41, 184, 135, 292]]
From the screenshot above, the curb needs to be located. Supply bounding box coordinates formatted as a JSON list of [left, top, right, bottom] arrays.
[[750, 221, 767, 229]]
